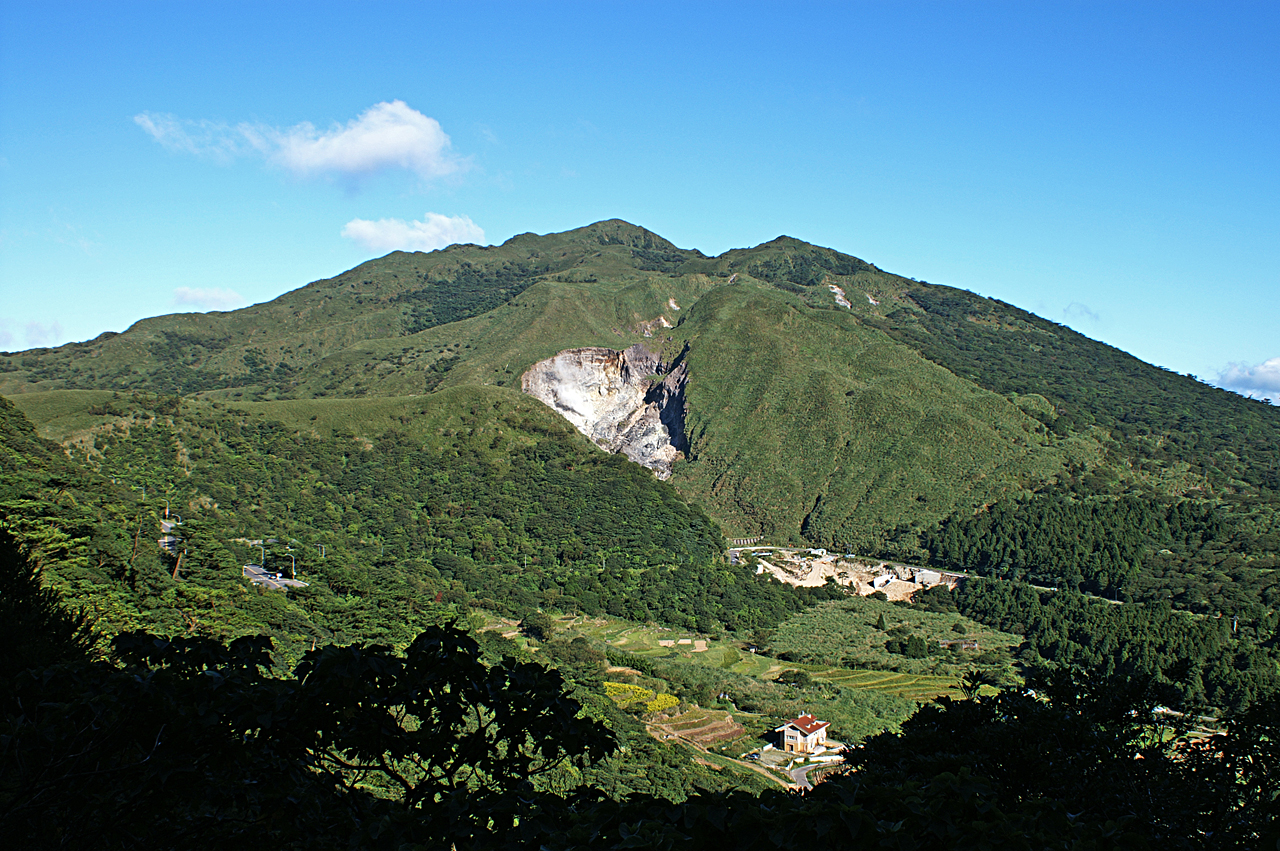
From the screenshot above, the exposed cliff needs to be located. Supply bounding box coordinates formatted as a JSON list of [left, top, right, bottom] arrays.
[[521, 344, 688, 478]]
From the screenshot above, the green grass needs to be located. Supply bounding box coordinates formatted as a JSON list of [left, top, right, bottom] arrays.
[[9, 386, 600, 463], [767, 597, 1023, 681], [5, 389, 117, 443], [669, 282, 1091, 548], [812, 670, 960, 702]]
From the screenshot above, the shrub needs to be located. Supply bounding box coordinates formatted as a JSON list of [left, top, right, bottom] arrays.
[[604, 681, 655, 708], [520, 611, 556, 641], [776, 670, 814, 688]]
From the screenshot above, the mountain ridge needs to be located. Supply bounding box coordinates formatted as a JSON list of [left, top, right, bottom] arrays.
[[5, 219, 1278, 576]]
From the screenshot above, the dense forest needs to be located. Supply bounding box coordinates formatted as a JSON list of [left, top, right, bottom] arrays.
[[934, 580, 1279, 713], [0, 393, 837, 658], [917, 487, 1280, 618]]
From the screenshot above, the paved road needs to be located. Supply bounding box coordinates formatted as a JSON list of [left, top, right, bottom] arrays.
[[242, 564, 308, 590], [789, 761, 831, 790]]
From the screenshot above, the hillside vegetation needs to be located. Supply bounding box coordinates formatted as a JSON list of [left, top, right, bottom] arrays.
[[4, 221, 1280, 845], [3, 389, 853, 655], [3, 218, 1278, 676]]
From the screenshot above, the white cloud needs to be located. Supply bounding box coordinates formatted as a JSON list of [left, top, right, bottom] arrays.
[[172, 287, 247, 311], [341, 213, 484, 253], [1217, 356, 1280, 405], [256, 101, 463, 179], [25, 321, 63, 347], [135, 101, 465, 180]]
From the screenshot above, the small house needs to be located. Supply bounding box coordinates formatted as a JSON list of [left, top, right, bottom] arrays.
[[775, 714, 830, 753], [871, 574, 895, 589]]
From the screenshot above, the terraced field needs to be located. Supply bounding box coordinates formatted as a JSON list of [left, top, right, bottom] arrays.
[[724, 650, 778, 678], [659, 708, 747, 746], [578, 615, 969, 703], [649, 709, 790, 788], [811, 669, 960, 702]]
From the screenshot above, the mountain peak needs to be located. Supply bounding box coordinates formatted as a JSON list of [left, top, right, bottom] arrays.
[[574, 219, 688, 253]]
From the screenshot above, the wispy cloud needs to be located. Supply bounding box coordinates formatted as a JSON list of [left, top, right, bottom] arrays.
[[341, 213, 484, 253], [134, 113, 251, 163], [25, 321, 63, 347], [135, 100, 467, 181], [1063, 302, 1100, 324], [173, 287, 247, 311], [1217, 356, 1280, 405]]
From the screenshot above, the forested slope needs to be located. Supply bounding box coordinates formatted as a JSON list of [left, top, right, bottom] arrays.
[[873, 284, 1280, 492], [3, 219, 1278, 681], [3, 389, 842, 657]]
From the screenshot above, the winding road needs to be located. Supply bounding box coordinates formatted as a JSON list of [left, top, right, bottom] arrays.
[[789, 762, 826, 790]]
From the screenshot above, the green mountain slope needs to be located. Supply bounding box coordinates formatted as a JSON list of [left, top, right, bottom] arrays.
[[5, 220, 1279, 608], [4, 388, 855, 652], [664, 282, 1084, 547], [870, 284, 1280, 492], [0, 220, 703, 398]]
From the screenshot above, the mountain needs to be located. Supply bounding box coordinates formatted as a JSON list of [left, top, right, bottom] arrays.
[[4, 221, 1279, 607], [4, 221, 1279, 848]]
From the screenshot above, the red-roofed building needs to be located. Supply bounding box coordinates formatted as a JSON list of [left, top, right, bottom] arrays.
[[775, 714, 830, 753]]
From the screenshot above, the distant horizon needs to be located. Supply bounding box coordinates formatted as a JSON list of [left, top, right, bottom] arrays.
[[2, 2, 1277, 404], [2, 215, 1276, 410]]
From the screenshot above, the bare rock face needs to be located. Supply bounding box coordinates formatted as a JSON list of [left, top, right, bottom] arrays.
[[521, 343, 688, 478]]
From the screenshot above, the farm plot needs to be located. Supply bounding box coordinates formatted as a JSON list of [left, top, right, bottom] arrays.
[[653, 709, 748, 749], [814, 669, 960, 702]]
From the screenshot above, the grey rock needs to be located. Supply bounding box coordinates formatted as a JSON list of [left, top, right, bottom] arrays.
[[521, 343, 688, 478]]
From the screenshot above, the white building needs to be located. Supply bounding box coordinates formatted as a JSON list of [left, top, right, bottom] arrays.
[[775, 714, 830, 753]]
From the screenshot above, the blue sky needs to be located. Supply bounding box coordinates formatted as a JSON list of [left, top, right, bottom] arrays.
[[2, 1, 1277, 401]]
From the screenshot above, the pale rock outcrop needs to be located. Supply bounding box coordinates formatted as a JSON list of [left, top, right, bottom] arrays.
[[521, 344, 688, 479]]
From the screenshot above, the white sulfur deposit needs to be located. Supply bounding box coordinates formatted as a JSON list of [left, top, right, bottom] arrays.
[[521, 344, 688, 479]]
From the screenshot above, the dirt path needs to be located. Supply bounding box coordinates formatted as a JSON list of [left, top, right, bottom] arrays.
[[646, 720, 793, 789]]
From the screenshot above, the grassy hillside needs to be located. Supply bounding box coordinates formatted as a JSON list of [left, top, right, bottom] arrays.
[[0, 220, 703, 398], [870, 284, 1280, 493], [5, 219, 1279, 631], [669, 282, 1090, 548]]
